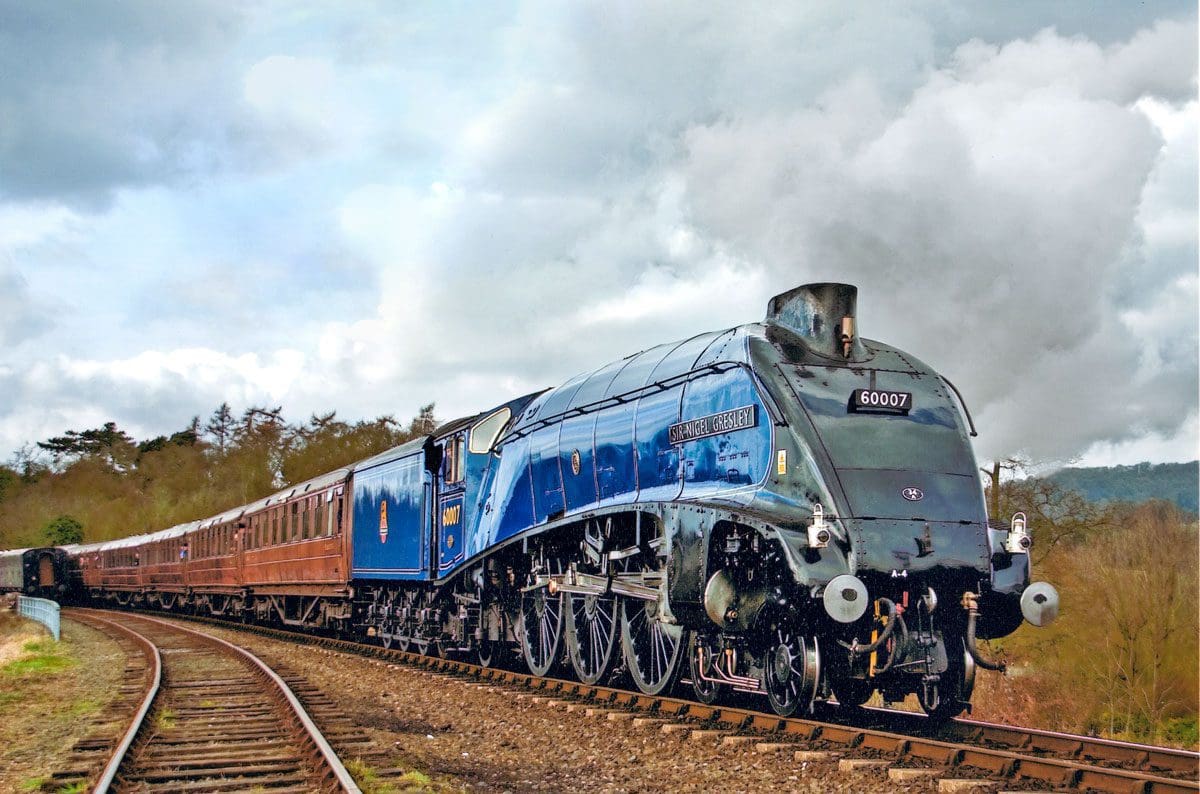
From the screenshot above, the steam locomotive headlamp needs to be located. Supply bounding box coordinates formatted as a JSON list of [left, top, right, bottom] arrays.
[[823, 573, 869, 623], [1004, 511, 1033, 554], [1020, 581, 1060, 626], [807, 503, 831, 549]]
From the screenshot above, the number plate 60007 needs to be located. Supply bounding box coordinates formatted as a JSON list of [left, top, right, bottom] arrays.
[[851, 389, 912, 413]]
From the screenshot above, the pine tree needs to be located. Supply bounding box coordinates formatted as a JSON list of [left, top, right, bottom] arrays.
[[205, 403, 236, 453]]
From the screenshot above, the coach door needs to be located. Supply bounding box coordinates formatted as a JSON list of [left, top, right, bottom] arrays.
[[435, 432, 468, 577], [38, 553, 55, 587]]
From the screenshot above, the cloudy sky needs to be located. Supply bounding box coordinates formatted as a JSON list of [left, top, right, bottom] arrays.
[[1, 1, 1196, 469]]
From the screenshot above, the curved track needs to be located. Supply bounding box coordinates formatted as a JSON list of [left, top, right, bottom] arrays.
[[65, 609, 361, 793], [130, 609, 1197, 794]]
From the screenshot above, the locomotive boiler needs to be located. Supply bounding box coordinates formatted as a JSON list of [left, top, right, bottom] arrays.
[[59, 282, 1058, 719]]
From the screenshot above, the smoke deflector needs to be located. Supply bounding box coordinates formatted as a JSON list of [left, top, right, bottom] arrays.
[[766, 282, 865, 361]]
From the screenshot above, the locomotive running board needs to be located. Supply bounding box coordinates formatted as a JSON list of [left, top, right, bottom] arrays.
[[524, 570, 663, 601]]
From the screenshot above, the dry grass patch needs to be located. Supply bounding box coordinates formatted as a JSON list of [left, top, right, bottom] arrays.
[[0, 612, 125, 793]]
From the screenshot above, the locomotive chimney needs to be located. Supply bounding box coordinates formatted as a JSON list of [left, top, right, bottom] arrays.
[[765, 282, 865, 360]]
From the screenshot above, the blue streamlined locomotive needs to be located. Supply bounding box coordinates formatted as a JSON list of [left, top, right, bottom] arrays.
[[61, 282, 1057, 719], [347, 282, 1057, 718]]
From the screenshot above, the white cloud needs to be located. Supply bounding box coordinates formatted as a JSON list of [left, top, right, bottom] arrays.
[[0, 205, 82, 250], [1077, 411, 1199, 467], [243, 55, 354, 151]]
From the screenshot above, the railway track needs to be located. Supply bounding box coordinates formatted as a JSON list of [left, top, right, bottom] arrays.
[[56, 609, 360, 793], [123, 609, 1197, 794]]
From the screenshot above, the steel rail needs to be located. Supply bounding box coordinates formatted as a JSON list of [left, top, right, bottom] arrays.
[[71, 608, 362, 793], [75, 612, 163, 794], [120, 609, 1200, 794], [864, 706, 1200, 777]]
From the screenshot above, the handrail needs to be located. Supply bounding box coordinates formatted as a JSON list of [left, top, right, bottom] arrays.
[[940, 374, 979, 437], [17, 596, 60, 641], [498, 360, 745, 443]]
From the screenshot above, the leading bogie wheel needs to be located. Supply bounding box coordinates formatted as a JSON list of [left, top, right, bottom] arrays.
[[762, 628, 820, 717], [920, 638, 975, 721], [689, 632, 722, 705], [829, 676, 874, 708]]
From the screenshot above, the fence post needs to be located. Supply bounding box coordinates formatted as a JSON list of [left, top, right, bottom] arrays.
[[16, 596, 61, 641]]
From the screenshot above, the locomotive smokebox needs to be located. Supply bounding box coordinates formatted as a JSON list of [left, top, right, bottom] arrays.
[[766, 282, 865, 360]]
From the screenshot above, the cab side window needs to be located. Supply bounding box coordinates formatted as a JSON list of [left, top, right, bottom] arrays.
[[442, 435, 465, 484]]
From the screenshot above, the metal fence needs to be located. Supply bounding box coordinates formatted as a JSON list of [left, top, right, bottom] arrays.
[[17, 596, 61, 641]]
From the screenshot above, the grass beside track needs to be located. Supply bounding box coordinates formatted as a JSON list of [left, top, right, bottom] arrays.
[[0, 609, 124, 793]]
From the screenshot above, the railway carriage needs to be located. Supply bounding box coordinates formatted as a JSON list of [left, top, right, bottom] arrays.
[[237, 468, 352, 627], [0, 546, 72, 599], [62, 283, 1058, 719]]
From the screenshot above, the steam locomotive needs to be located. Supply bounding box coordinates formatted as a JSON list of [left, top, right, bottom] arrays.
[[58, 283, 1058, 719]]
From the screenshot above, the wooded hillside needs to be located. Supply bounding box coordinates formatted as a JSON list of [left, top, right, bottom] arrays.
[[0, 403, 436, 549], [1048, 461, 1198, 513]]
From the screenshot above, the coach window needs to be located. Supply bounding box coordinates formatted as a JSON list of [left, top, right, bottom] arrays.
[[469, 407, 511, 454], [335, 488, 345, 535], [291, 502, 300, 542]]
